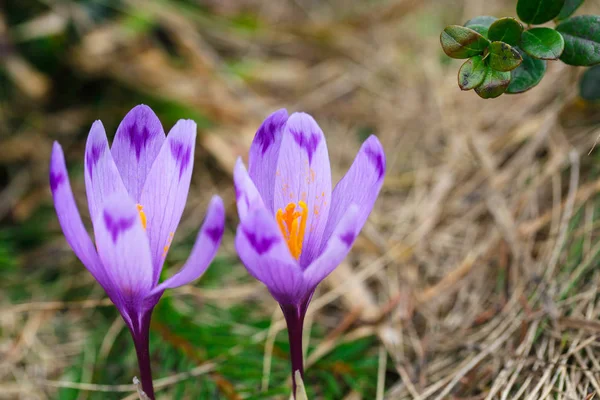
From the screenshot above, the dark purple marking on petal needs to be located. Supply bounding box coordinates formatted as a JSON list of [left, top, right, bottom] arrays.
[[169, 140, 192, 179], [365, 146, 385, 180], [86, 142, 105, 178], [339, 231, 355, 247], [255, 113, 287, 155], [205, 225, 224, 243], [103, 210, 136, 243], [49, 171, 65, 191], [290, 127, 321, 164], [243, 227, 278, 255], [126, 122, 152, 160]]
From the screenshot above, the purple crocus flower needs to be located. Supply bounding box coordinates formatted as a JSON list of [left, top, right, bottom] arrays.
[[233, 109, 385, 394], [49, 105, 225, 399]]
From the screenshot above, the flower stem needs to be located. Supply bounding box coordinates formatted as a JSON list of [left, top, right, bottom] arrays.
[[281, 304, 305, 398], [130, 311, 155, 399]]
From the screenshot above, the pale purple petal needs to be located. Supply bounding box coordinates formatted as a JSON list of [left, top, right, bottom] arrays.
[[150, 196, 225, 295], [303, 205, 360, 290], [234, 157, 265, 220], [274, 113, 332, 268], [50, 142, 112, 291], [235, 207, 308, 305], [93, 192, 154, 302], [139, 119, 196, 284], [111, 105, 166, 201], [248, 109, 288, 213], [321, 135, 385, 251], [84, 121, 128, 221]]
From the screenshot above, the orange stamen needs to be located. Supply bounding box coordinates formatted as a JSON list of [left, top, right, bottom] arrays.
[[136, 204, 147, 230], [275, 201, 308, 259], [163, 232, 174, 257]]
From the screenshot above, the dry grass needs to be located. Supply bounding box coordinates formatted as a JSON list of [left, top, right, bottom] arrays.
[[2, 0, 600, 398]]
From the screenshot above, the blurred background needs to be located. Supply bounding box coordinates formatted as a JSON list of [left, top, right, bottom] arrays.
[[2, 0, 600, 399]]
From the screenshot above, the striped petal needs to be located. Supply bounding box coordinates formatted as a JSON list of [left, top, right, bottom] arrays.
[[248, 109, 288, 213], [234, 157, 265, 221], [111, 105, 166, 202], [235, 207, 308, 305], [274, 113, 332, 268], [50, 142, 113, 294], [92, 192, 154, 303], [320, 135, 385, 251], [139, 119, 196, 284], [84, 121, 127, 221], [303, 205, 360, 290], [151, 196, 225, 295]]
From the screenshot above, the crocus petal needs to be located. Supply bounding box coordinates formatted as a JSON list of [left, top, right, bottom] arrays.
[[235, 207, 308, 305], [139, 119, 196, 284], [111, 105, 166, 201], [320, 135, 385, 250], [50, 142, 112, 291], [84, 121, 128, 221], [93, 192, 154, 302], [303, 205, 360, 290], [248, 109, 288, 213], [274, 113, 332, 268], [150, 196, 225, 295], [234, 157, 265, 220]]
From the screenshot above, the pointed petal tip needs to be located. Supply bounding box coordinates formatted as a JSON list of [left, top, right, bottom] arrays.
[[87, 120, 108, 143], [208, 194, 225, 212], [90, 119, 104, 130], [132, 103, 152, 111], [168, 119, 198, 144], [269, 108, 289, 120], [173, 118, 197, 129], [365, 133, 382, 146], [50, 141, 66, 171], [49, 143, 67, 192], [234, 156, 247, 173], [125, 104, 157, 118], [51, 141, 63, 154], [233, 157, 250, 190], [204, 195, 226, 244], [233, 157, 265, 219], [281, 111, 327, 168], [288, 111, 317, 124], [285, 112, 324, 140], [361, 135, 386, 180]]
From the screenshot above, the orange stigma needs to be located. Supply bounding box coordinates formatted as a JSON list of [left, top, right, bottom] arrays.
[[276, 201, 308, 260], [136, 204, 147, 230]]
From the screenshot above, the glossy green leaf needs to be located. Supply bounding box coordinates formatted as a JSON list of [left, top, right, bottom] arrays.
[[458, 56, 487, 90], [517, 0, 566, 24], [556, 0, 585, 21], [488, 41, 523, 71], [556, 15, 600, 66], [464, 16, 498, 37], [475, 67, 511, 98], [441, 25, 490, 58], [521, 28, 565, 59], [507, 48, 547, 93], [579, 65, 600, 101], [488, 18, 523, 46]]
